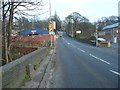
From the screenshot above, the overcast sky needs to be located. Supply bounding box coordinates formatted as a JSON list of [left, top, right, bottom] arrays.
[[40, 0, 119, 22]]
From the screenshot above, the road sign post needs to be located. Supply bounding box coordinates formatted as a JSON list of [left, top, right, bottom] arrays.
[[48, 21, 55, 47], [48, 21, 54, 33]]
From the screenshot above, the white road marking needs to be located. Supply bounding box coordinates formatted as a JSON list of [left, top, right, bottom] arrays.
[[63, 38, 111, 65], [109, 70, 120, 76], [68, 43, 70, 45], [77, 48, 86, 53], [90, 54, 111, 65], [62, 37, 68, 44], [62, 38, 74, 47], [80, 49, 85, 53]]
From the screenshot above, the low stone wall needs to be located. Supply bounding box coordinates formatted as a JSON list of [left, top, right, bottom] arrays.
[[98, 42, 110, 47], [0, 47, 49, 89]]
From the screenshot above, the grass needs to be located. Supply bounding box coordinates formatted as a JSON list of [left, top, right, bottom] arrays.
[[33, 47, 52, 71], [45, 47, 52, 56], [33, 63, 40, 70], [19, 74, 31, 87], [33, 60, 42, 71]]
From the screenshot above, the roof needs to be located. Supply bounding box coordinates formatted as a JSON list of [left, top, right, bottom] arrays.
[[102, 23, 119, 30], [18, 28, 48, 36]]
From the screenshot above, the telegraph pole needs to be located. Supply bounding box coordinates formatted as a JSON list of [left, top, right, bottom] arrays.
[[71, 19, 74, 37], [49, 0, 51, 21], [96, 25, 98, 46], [49, 0, 52, 47]]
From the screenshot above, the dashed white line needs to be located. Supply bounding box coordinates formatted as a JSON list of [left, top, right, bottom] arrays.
[[62, 38, 75, 47], [63, 37, 111, 66], [62, 37, 120, 77], [68, 43, 70, 45], [109, 70, 120, 76], [77, 48, 86, 53], [89, 54, 111, 65], [80, 49, 86, 53], [80, 49, 85, 52], [62, 37, 69, 44]]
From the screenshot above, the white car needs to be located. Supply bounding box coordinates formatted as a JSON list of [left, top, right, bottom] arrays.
[[97, 38, 106, 42], [59, 31, 63, 37]]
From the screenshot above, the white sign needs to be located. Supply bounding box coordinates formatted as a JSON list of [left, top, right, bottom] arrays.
[[76, 31, 81, 34], [49, 31, 55, 35], [53, 21, 56, 29]]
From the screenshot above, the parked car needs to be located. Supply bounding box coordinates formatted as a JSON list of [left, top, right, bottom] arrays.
[[97, 38, 106, 42], [58, 31, 63, 37]]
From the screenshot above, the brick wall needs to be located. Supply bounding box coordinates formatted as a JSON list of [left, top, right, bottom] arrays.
[[11, 35, 55, 45], [0, 47, 49, 89]]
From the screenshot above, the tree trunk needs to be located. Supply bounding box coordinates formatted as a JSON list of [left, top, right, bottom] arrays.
[[2, 0, 9, 63], [7, 1, 14, 61]]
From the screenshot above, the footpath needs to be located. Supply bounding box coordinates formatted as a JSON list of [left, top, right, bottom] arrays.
[[110, 43, 119, 49], [21, 47, 56, 88]]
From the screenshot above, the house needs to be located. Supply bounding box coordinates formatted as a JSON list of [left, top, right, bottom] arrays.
[[17, 28, 56, 46], [18, 28, 48, 36], [100, 23, 120, 43]]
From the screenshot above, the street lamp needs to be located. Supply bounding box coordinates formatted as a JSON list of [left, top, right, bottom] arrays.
[[49, 0, 52, 47], [49, 0, 51, 21], [32, 15, 35, 28], [71, 19, 74, 37], [96, 24, 98, 46]]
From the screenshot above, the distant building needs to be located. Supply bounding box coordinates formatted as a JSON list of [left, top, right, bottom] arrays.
[[99, 23, 120, 43], [18, 28, 48, 36]]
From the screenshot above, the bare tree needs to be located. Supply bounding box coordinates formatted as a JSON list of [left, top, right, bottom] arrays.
[[65, 12, 95, 39], [1, 0, 45, 64], [96, 16, 118, 30]]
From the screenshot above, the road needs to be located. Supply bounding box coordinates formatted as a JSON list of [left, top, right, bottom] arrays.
[[52, 32, 119, 88]]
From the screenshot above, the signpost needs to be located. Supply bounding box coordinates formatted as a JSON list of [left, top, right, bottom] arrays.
[[48, 21, 55, 47], [49, 0, 56, 47], [48, 22, 54, 32], [76, 30, 81, 34], [76, 30, 81, 38]]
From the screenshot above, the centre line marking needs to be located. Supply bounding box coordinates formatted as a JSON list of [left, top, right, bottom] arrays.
[[90, 54, 111, 65], [109, 70, 120, 76], [80, 49, 86, 53], [68, 43, 70, 45], [63, 38, 110, 65], [77, 48, 86, 53]]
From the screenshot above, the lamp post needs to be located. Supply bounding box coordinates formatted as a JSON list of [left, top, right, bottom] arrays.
[[32, 15, 35, 28], [49, 0, 52, 47], [49, 0, 51, 21], [96, 24, 98, 46], [71, 19, 74, 37]]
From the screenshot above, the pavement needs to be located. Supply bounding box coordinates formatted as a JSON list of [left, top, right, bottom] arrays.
[[110, 43, 119, 49], [21, 47, 56, 88]]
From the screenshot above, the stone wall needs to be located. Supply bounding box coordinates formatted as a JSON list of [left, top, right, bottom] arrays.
[[0, 47, 49, 89]]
